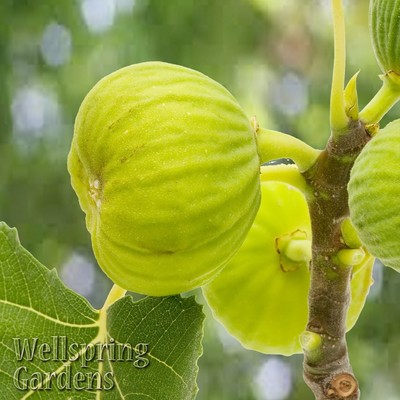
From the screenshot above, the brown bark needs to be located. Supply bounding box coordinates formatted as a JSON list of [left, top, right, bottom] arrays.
[[301, 120, 371, 399]]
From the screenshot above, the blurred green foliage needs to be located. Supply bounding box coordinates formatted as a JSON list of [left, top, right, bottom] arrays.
[[0, 0, 399, 399]]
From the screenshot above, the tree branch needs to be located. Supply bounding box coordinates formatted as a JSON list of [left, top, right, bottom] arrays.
[[301, 120, 370, 399]]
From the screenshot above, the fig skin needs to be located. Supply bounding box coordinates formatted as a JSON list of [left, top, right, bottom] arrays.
[[68, 61, 261, 296], [203, 180, 374, 355], [349, 119, 400, 272], [370, 0, 400, 76]]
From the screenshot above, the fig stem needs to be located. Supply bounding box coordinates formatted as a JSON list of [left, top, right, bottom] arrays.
[[101, 284, 127, 311], [340, 218, 363, 249], [300, 331, 322, 353], [256, 127, 321, 172], [330, 0, 349, 135], [284, 239, 312, 263], [336, 249, 365, 266], [260, 164, 308, 193], [359, 74, 400, 124]]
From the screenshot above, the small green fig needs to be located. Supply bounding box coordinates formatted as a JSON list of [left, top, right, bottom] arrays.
[[203, 177, 374, 355], [68, 61, 261, 296], [348, 119, 400, 272], [370, 0, 400, 80]]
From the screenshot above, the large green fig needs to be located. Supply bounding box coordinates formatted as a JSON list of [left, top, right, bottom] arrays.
[[203, 177, 374, 355], [68, 61, 261, 296], [348, 119, 400, 272], [370, 0, 400, 77]]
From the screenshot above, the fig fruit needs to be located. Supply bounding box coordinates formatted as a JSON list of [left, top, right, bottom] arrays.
[[348, 119, 400, 272], [370, 0, 400, 77], [68, 61, 261, 296], [203, 177, 374, 355]]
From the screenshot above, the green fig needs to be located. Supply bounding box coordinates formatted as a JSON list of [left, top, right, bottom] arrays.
[[68, 61, 261, 296], [370, 0, 400, 80], [349, 119, 400, 272]]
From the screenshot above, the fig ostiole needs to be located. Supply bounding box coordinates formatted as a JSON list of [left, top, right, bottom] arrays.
[[68, 61, 261, 296]]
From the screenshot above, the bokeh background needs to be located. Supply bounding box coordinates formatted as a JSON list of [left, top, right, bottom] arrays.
[[1, 0, 400, 399]]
